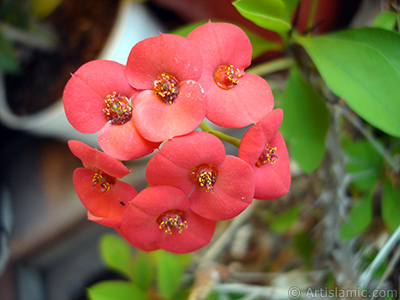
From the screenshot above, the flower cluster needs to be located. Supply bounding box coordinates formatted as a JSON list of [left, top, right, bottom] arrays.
[[63, 22, 291, 254]]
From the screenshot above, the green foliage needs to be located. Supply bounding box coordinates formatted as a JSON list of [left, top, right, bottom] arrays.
[[268, 203, 301, 233], [340, 192, 373, 240], [29, 0, 61, 19], [156, 250, 185, 299], [99, 233, 132, 279], [130, 251, 155, 291], [343, 139, 383, 191], [0, 33, 19, 73], [373, 11, 398, 31], [232, 0, 299, 37], [280, 67, 329, 174], [297, 28, 400, 138], [87, 280, 149, 300], [381, 179, 400, 232], [293, 231, 315, 268]]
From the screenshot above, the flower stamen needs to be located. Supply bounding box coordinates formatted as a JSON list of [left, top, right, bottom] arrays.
[[153, 73, 180, 104], [158, 211, 188, 234], [256, 143, 278, 167], [214, 65, 241, 90], [191, 164, 218, 192], [92, 170, 116, 192], [103, 91, 132, 125]]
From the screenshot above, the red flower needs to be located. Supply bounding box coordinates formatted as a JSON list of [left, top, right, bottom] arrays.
[[125, 34, 206, 142], [122, 185, 216, 254], [146, 131, 255, 220], [187, 22, 274, 128], [63, 60, 160, 160], [68, 140, 138, 227], [238, 109, 291, 199]]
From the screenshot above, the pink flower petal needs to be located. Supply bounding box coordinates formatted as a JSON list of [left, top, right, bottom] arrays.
[[238, 109, 283, 163], [126, 34, 202, 89], [131, 81, 206, 142], [73, 168, 137, 225], [98, 120, 160, 161], [187, 22, 252, 71], [156, 209, 216, 254], [63, 60, 136, 133], [117, 227, 160, 252], [68, 140, 130, 178], [204, 73, 274, 128], [146, 132, 226, 194], [253, 133, 291, 199], [87, 211, 122, 228], [189, 155, 254, 220], [122, 186, 190, 243]]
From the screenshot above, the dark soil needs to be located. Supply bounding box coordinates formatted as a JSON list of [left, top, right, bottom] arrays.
[[5, 0, 119, 115]]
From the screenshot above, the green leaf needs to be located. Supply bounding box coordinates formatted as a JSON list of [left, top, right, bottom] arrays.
[[343, 139, 383, 191], [280, 67, 329, 174], [131, 251, 154, 291], [340, 193, 373, 239], [30, 0, 61, 19], [244, 29, 282, 59], [0, 33, 19, 73], [232, 0, 296, 36], [157, 251, 184, 299], [381, 179, 400, 232], [373, 11, 398, 31], [99, 234, 132, 278], [87, 280, 149, 300], [170, 21, 208, 37], [293, 232, 315, 268], [297, 28, 400, 137], [269, 204, 301, 233]]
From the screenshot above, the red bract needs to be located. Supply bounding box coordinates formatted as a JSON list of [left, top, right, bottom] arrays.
[[238, 109, 291, 199], [122, 185, 216, 254], [68, 140, 138, 227], [146, 131, 255, 220], [187, 22, 274, 128], [125, 34, 207, 142], [63, 60, 160, 160]]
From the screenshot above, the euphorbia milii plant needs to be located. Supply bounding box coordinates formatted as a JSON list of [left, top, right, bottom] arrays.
[[238, 109, 291, 199], [146, 131, 255, 220], [63, 60, 160, 160], [187, 22, 274, 128], [68, 140, 137, 227], [63, 21, 291, 254]]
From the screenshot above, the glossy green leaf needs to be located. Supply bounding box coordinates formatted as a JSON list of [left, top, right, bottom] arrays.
[[343, 139, 383, 191], [297, 28, 400, 137], [99, 234, 132, 278], [30, 0, 61, 19], [280, 67, 329, 174], [340, 193, 373, 240], [157, 251, 184, 299], [131, 251, 154, 291], [381, 180, 400, 232], [170, 21, 208, 37], [232, 0, 295, 36], [373, 11, 398, 31], [87, 280, 148, 300]]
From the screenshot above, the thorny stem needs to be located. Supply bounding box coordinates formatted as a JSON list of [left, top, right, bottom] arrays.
[[214, 283, 291, 300], [199, 120, 241, 148], [339, 106, 400, 173], [246, 57, 295, 77]]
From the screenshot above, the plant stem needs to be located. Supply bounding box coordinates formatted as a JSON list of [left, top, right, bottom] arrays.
[[359, 224, 400, 288], [246, 57, 295, 77], [306, 0, 320, 35], [199, 121, 241, 148]]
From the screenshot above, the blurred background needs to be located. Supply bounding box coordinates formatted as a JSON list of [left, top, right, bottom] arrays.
[[0, 0, 399, 300]]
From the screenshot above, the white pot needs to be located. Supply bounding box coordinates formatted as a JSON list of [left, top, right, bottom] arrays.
[[0, 0, 163, 147]]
